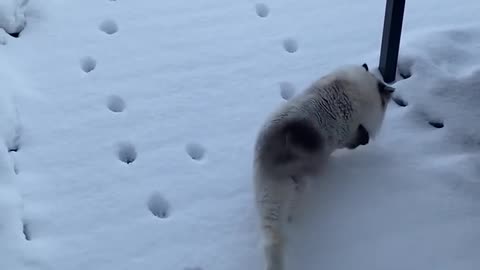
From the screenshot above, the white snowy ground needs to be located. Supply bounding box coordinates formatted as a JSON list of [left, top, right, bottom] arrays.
[[1, 0, 480, 270]]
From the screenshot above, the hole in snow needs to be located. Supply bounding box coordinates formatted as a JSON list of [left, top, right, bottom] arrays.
[[8, 143, 19, 152], [428, 121, 444, 129], [8, 32, 20, 38], [392, 96, 408, 107], [255, 3, 269, 18], [117, 142, 137, 164], [397, 60, 413, 80], [107, 95, 126, 112], [147, 192, 170, 219], [400, 72, 411, 79], [279, 82, 296, 100], [8, 131, 21, 152], [81, 57, 96, 73], [186, 143, 206, 161], [99, 19, 118, 35], [13, 162, 19, 175], [283, 38, 298, 53], [23, 221, 31, 241]]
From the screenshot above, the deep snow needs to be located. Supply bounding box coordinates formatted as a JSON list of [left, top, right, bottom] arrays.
[[1, 0, 480, 270], [0, 0, 27, 34]]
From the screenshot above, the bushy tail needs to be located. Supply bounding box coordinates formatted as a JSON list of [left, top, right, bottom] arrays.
[[254, 168, 292, 270], [253, 118, 322, 270]]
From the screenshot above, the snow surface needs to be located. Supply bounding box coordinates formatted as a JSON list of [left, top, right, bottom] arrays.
[[0, 0, 28, 34], [1, 1, 480, 270]]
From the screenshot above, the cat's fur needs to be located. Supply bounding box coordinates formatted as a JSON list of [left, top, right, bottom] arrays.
[[253, 63, 394, 270]]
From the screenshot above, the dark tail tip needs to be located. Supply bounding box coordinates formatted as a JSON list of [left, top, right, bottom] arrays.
[[283, 119, 322, 152]]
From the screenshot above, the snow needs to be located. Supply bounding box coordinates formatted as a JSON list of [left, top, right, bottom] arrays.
[[0, 0, 28, 34], [0, 29, 8, 45], [1, 1, 480, 270]]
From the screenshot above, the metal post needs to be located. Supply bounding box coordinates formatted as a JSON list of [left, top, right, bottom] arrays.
[[378, 0, 406, 83]]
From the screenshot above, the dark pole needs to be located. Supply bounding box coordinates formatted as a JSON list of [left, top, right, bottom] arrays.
[[378, 0, 406, 83]]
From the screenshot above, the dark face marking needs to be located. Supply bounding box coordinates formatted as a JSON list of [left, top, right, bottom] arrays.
[[356, 125, 370, 145], [362, 63, 369, 71], [345, 125, 370, 149]]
